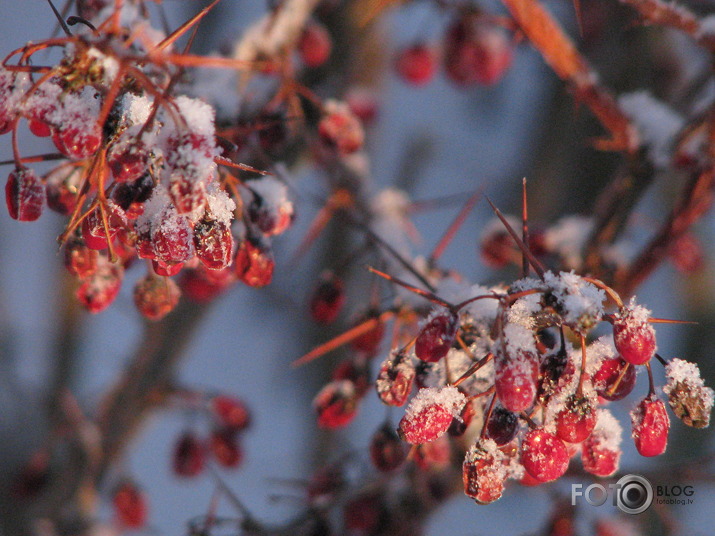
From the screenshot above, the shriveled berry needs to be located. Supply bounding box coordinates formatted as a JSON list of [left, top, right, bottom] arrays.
[[209, 427, 243, 468], [631, 395, 669, 457], [172, 432, 205, 477], [395, 44, 436, 86], [298, 22, 332, 68], [398, 386, 466, 444], [613, 304, 656, 365], [485, 405, 519, 446], [313, 380, 359, 429], [663, 358, 715, 428], [594, 358, 636, 401], [111, 174, 154, 211], [520, 429, 569, 483], [369, 422, 407, 472], [5, 168, 45, 221], [211, 395, 251, 431], [113, 481, 148, 529], [555, 395, 597, 443], [414, 309, 458, 363], [309, 271, 345, 324], [462, 439, 507, 504], [376, 355, 415, 406], [133, 274, 181, 321], [246, 177, 294, 236], [448, 399, 475, 437]]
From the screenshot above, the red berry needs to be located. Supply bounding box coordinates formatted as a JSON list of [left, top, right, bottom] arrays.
[[398, 386, 466, 444], [462, 439, 507, 504], [309, 272, 345, 324], [193, 217, 234, 271], [414, 309, 458, 363], [369, 422, 407, 472], [5, 168, 45, 221], [520, 429, 569, 483], [28, 118, 51, 138], [152, 211, 194, 265], [234, 236, 274, 287], [313, 380, 359, 429], [76, 257, 123, 313], [172, 432, 205, 477], [108, 142, 148, 183], [593, 358, 636, 401], [631, 395, 669, 457], [480, 228, 513, 268], [45, 167, 80, 215], [113, 481, 148, 529], [495, 352, 538, 412], [133, 273, 181, 321], [168, 175, 206, 215], [64, 239, 99, 279], [209, 427, 243, 468], [555, 395, 597, 444], [81, 201, 128, 251], [669, 232, 704, 274], [581, 436, 620, 477], [613, 305, 656, 365], [211, 395, 251, 431], [180, 265, 235, 303], [395, 44, 437, 86], [152, 259, 184, 277], [412, 435, 451, 470], [52, 124, 101, 160], [298, 22, 332, 68]]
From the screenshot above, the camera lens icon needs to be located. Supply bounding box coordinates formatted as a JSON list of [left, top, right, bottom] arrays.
[[616, 474, 653, 514]]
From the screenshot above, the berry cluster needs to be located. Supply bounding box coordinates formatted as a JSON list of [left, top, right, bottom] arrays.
[[307, 212, 713, 505], [395, 11, 514, 87], [1, 3, 301, 317]]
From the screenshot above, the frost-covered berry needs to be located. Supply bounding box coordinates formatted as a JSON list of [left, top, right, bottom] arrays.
[[594, 358, 636, 401], [81, 201, 128, 251], [369, 422, 407, 472], [298, 22, 332, 68], [5, 168, 45, 221], [520, 429, 569, 483], [152, 210, 194, 265], [246, 177, 294, 236], [211, 395, 251, 431], [662, 358, 714, 428], [209, 427, 243, 468], [133, 274, 180, 321], [193, 217, 234, 271], [172, 432, 205, 477], [313, 380, 359, 429], [318, 100, 364, 155], [395, 44, 437, 86], [309, 271, 345, 324], [485, 405, 519, 446], [581, 409, 622, 477], [414, 308, 458, 363], [398, 386, 466, 444], [495, 347, 539, 413], [613, 301, 656, 365], [113, 481, 148, 529], [462, 439, 507, 504], [52, 124, 102, 160], [76, 257, 123, 313], [376, 353, 415, 406], [631, 395, 669, 457], [555, 395, 597, 444]]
